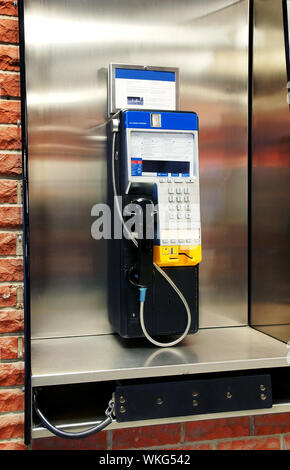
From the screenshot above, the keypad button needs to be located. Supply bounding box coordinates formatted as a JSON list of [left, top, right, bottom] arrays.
[[168, 187, 174, 194], [186, 239, 193, 244], [176, 187, 182, 194], [184, 187, 190, 194], [184, 195, 191, 202], [186, 204, 191, 211], [169, 213, 175, 220], [177, 196, 183, 202], [170, 239, 177, 244], [177, 213, 184, 219], [168, 195, 175, 202], [167, 178, 173, 183], [174, 179, 183, 183], [159, 178, 166, 183], [177, 204, 183, 211], [178, 239, 185, 244], [186, 212, 191, 219]]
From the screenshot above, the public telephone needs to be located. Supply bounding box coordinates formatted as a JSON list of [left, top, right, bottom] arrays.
[[108, 110, 202, 347]]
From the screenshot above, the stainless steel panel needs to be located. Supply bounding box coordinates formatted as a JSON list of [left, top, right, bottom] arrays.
[[31, 327, 288, 387], [32, 402, 290, 439], [251, 0, 290, 342], [23, 0, 249, 339]]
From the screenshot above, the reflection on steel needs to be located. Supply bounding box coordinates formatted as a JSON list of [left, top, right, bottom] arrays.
[[251, 0, 290, 343], [23, 0, 249, 338]]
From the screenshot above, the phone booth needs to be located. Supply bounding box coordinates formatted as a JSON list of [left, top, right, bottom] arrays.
[[19, 0, 290, 442]]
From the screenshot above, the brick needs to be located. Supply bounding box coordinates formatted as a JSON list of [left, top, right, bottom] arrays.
[[0, 413, 24, 439], [0, 18, 19, 43], [0, 126, 21, 150], [112, 424, 181, 450], [0, 285, 17, 307], [0, 153, 22, 176], [168, 443, 213, 450], [0, 388, 24, 412], [0, 336, 18, 359], [0, 362, 24, 386], [0, 232, 16, 255], [0, 45, 19, 71], [184, 417, 250, 442], [0, 258, 23, 281], [0, 101, 21, 124], [0, 180, 18, 203], [217, 437, 281, 450], [0, 309, 24, 332], [0, 206, 22, 228], [253, 413, 290, 436], [0, 440, 26, 450], [0, 1, 18, 17], [0, 73, 20, 98], [32, 432, 107, 450], [285, 435, 290, 450]]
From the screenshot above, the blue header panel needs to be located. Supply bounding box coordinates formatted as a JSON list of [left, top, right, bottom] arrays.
[[123, 110, 198, 131], [115, 68, 176, 82]]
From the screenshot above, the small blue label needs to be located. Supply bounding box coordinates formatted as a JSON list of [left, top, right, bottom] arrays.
[[131, 158, 143, 176], [182, 173, 190, 177], [157, 172, 168, 177], [171, 173, 180, 177]]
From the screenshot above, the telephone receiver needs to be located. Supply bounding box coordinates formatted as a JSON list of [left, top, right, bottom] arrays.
[[128, 197, 156, 289]]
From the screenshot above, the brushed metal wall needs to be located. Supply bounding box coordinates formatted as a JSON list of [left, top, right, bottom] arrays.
[[251, 0, 290, 343], [22, 0, 249, 339]]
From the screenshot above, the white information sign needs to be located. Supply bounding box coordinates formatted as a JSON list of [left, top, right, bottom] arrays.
[[110, 65, 178, 114]]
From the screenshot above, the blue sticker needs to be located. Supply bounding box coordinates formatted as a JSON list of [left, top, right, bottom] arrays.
[[131, 158, 143, 176]]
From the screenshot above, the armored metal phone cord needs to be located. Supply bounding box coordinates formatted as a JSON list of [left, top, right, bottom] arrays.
[[112, 129, 192, 348], [33, 393, 114, 440]]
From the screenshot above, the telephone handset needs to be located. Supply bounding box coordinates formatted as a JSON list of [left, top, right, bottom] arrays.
[[108, 110, 201, 346], [128, 197, 154, 289]]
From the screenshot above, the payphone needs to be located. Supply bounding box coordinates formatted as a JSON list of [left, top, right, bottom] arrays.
[[108, 110, 202, 347]]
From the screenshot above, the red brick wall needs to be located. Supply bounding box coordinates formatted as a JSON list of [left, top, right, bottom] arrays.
[[0, 1, 289, 452], [0, 0, 25, 451], [32, 414, 290, 450]]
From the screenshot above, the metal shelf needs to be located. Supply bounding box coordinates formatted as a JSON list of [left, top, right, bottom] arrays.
[[32, 326, 288, 387]]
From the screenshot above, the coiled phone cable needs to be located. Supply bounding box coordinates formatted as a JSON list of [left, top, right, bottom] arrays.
[[112, 129, 192, 348]]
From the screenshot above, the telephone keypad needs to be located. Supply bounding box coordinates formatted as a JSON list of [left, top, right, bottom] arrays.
[[159, 178, 200, 246]]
